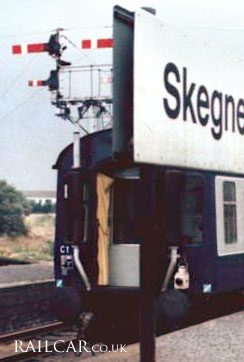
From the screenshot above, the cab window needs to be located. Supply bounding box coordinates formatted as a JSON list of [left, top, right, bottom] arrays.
[[112, 180, 139, 243], [181, 175, 204, 245], [164, 171, 204, 246], [216, 176, 244, 256], [223, 181, 237, 244]]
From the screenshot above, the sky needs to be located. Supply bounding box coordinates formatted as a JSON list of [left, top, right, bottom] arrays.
[[1, 0, 244, 191]]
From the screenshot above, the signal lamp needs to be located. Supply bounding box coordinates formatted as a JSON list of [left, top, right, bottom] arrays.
[[48, 34, 61, 57], [47, 70, 59, 91]]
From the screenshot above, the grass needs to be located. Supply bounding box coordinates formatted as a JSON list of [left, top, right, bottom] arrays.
[[0, 214, 55, 262]]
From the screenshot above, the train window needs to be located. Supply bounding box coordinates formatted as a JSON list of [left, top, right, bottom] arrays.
[[223, 182, 237, 244], [64, 177, 89, 243], [164, 172, 204, 246], [216, 176, 244, 256], [181, 175, 204, 245], [112, 180, 140, 243], [82, 182, 89, 243], [64, 181, 73, 243]]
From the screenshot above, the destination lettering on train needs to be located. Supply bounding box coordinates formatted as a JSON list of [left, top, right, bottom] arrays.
[[163, 62, 244, 140]]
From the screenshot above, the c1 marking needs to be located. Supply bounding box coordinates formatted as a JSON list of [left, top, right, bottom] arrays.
[[60, 245, 71, 254]]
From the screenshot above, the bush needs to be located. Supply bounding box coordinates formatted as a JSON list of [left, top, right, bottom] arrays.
[[29, 199, 56, 213], [0, 180, 30, 236]]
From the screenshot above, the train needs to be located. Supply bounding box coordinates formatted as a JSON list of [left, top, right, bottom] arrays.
[[52, 127, 244, 341], [51, 6, 244, 343]]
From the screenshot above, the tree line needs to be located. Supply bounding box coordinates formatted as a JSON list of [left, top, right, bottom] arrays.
[[0, 180, 56, 236]]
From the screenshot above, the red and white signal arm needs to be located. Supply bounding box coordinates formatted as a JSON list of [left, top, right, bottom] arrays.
[[12, 38, 113, 54], [133, 9, 244, 174], [12, 43, 47, 54], [28, 80, 47, 87], [81, 38, 113, 49]]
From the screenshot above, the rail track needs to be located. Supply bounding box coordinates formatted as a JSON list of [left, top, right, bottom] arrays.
[[0, 321, 76, 361], [0, 316, 96, 361], [0, 282, 56, 335], [0, 258, 30, 266], [1, 289, 244, 361]]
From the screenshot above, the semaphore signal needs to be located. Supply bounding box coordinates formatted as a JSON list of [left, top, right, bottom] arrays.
[[12, 29, 113, 133], [81, 38, 114, 49], [28, 80, 48, 87], [12, 37, 114, 54], [28, 70, 59, 91], [12, 43, 48, 54]]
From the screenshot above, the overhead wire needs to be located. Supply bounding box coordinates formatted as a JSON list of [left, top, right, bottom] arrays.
[[0, 25, 113, 41], [61, 34, 95, 64], [0, 30, 53, 40], [63, 25, 113, 30], [0, 88, 45, 122], [0, 56, 37, 100], [3, 24, 244, 42], [0, 27, 113, 131]]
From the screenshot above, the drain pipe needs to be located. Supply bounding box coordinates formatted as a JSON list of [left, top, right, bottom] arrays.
[[162, 246, 179, 291], [72, 132, 91, 291]]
